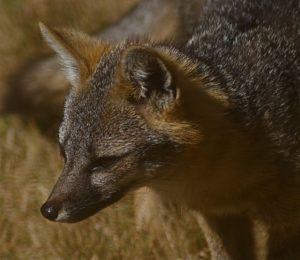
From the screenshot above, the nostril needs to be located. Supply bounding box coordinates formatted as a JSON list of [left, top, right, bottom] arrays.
[[40, 201, 60, 221]]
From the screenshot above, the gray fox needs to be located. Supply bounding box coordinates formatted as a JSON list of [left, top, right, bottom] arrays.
[[39, 0, 300, 259]]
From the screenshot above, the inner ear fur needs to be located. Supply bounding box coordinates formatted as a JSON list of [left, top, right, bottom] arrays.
[[120, 46, 177, 110]]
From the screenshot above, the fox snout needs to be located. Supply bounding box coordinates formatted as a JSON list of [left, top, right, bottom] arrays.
[[40, 166, 128, 223], [40, 185, 126, 223], [40, 191, 125, 223], [40, 181, 96, 223]]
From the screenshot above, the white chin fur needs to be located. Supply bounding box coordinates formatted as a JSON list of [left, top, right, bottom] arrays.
[[55, 209, 70, 222]]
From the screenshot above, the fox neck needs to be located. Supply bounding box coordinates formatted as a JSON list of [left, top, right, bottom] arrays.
[[147, 48, 280, 214]]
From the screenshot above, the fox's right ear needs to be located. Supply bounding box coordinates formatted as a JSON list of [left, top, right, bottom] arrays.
[[39, 22, 109, 89], [120, 47, 178, 111]]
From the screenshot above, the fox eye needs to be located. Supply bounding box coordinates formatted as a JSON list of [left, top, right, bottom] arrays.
[[90, 156, 121, 172]]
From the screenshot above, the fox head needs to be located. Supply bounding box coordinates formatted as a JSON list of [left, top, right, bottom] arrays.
[[39, 23, 202, 223]]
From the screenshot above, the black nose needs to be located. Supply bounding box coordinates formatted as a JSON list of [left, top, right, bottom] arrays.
[[40, 201, 60, 221]]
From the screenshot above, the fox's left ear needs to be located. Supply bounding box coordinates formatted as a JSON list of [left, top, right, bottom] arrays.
[[39, 22, 109, 89], [121, 47, 177, 110]]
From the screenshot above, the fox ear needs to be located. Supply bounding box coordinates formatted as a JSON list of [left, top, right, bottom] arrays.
[[39, 22, 108, 88], [121, 47, 177, 110]]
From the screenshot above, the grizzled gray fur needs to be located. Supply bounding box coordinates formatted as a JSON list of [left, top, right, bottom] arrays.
[[185, 0, 300, 167]]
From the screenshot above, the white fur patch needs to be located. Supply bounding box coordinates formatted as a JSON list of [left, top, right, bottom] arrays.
[[56, 208, 70, 222]]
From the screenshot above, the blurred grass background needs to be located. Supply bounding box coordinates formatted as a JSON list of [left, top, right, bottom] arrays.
[[0, 1, 207, 259]]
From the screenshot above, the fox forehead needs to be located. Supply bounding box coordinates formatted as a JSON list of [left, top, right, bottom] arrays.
[[58, 48, 152, 157], [58, 48, 119, 143]]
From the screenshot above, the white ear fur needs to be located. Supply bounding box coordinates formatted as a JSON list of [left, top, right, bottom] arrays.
[[39, 22, 80, 87]]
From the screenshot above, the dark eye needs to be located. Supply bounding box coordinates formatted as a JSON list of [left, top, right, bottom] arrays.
[[90, 156, 121, 173]]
